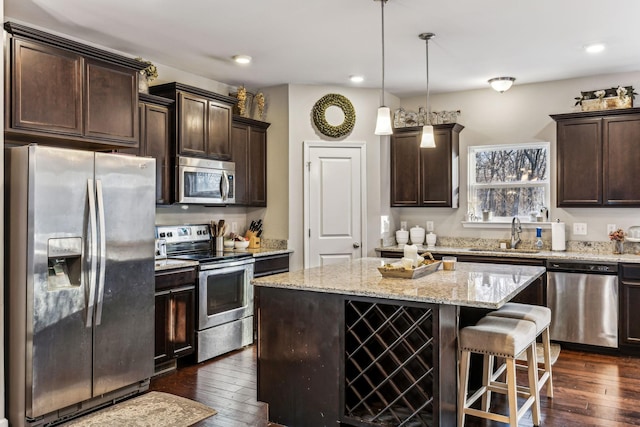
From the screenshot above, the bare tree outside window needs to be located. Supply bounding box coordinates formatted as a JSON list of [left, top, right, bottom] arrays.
[[468, 143, 550, 219]]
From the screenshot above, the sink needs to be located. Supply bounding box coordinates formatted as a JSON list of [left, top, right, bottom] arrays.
[[467, 248, 541, 254]]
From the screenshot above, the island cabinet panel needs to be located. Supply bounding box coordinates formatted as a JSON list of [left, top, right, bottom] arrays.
[[619, 264, 640, 353], [390, 123, 463, 207], [256, 287, 457, 427], [149, 82, 236, 161], [552, 108, 640, 207], [257, 287, 342, 427], [5, 22, 144, 149], [231, 116, 270, 206], [253, 253, 290, 278]]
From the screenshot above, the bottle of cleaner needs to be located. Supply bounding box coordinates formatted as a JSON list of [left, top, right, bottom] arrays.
[[535, 227, 544, 250]]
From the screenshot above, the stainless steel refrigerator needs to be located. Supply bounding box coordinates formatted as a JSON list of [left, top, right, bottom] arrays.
[[5, 145, 156, 427]]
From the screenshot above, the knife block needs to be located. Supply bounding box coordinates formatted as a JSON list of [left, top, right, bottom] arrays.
[[245, 231, 261, 249]]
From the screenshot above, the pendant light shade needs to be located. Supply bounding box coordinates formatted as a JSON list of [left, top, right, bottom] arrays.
[[374, 0, 392, 136], [375, 106, 393, 135], [420, 125, 435, 148], [419, 32, 436, 148]]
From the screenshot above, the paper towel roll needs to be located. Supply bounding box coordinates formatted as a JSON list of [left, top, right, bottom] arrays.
[[551, 222, 566, 251]]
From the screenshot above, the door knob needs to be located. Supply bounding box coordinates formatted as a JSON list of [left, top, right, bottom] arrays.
[[353, 242, 360, 248]]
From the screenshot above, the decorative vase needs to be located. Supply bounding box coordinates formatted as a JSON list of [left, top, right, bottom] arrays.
[[613, 240, 624, 254], [138, 74, 149, 93]]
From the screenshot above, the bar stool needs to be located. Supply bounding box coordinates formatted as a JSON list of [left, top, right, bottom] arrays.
[[458, 316, 540, 427], [487, 302, 553, 398]]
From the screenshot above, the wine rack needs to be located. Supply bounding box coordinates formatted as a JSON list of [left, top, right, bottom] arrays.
[[344, 300, 435, 426]]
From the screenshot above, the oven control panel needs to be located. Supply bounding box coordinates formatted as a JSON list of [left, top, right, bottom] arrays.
[[156, 224, 211, 244]]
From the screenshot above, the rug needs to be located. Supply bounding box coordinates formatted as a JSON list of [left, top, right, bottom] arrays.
[[61, 391, 217, 427], [516, 342, 561, 365]]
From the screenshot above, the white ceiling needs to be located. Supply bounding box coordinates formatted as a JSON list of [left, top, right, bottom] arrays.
[[5, 0, 640, 97]]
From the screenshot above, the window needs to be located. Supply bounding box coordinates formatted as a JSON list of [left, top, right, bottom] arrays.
[[468, 143, 550, 220]]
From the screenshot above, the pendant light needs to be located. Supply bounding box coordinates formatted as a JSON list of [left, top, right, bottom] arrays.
[[374, 0, 392, 135], [419, 32, 436, 148]]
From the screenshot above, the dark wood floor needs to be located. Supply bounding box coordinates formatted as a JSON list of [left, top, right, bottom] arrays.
[[150, 345, 640, 426]]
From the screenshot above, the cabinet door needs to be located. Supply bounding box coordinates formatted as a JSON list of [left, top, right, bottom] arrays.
[[556, 118, 602, 206], [178, 92, 208, 156], [170, 286, 196, 358], [154, 290, 171, 364], [421, 128, 453, 207], [249, 126, 268, 206], [620, 280, 640, 347], [231, 123, 250, 204], [143, 103, 172, 204], [391, 129, 421, 206], [84, 59, 138, 144], [207, 100, 232, 160], [603, 114, 640, 205], [10, 38, 82, 135]]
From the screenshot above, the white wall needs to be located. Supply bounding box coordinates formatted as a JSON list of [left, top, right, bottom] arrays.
[[285, 84, 399, 271], [396, 71, 640, 243]]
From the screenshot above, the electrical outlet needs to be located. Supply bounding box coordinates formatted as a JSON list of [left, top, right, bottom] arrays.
[[426, 221, 434, 232], [573, 222, 587, 235], [607, 224, 617, 234], [231, 222, 238, 233]]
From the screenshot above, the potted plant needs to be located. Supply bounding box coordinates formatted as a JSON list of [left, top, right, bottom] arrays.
[[135, 57, 158, 93]]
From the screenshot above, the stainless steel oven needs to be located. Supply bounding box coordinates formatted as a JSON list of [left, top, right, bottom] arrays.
[[177, 156, 235, 205], [157, 224, 255, 362], [196, 256, 255, 362]]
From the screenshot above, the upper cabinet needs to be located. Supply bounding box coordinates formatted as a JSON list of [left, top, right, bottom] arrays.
[[149, 82, 236, 161], [231, 116, 270, 206], [552, 108, 640, 207], [390, 123, 463, 207], [4, 22, 143, 149]]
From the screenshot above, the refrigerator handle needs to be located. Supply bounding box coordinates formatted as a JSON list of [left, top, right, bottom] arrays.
[[221, 171, 229, 201], [86, 179, 98, 328], [95, 179, 107, 326]]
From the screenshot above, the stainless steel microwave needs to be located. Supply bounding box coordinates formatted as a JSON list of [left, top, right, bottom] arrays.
[[177, 156, 235, 204]]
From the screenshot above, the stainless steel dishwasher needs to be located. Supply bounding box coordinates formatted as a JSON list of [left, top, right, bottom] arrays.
[[546, 259, 618, 348]]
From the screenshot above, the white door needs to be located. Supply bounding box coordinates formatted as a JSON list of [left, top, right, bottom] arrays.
[[304, 142, 366, 268]]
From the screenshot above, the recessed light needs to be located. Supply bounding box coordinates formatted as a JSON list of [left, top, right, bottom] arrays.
[[232, 55, 252, 64], [585, 43, 605, 54], [349, 75, 364, 83]]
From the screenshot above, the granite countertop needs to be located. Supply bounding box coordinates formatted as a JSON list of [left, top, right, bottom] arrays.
[[237, 248, 293, 257], [376, 245, 640, 263], [154, 248, 292, 271], [251, 257, 545, 309]]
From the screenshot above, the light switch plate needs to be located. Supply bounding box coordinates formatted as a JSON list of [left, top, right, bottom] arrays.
[[426, 221, 434, 232], [607, 224, 617, 234], [231, 222, 238, 233], [573, 222, 587, 235]]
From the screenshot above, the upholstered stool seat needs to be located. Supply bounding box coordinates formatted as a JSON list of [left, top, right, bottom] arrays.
[[458, 316, 540, 427], [487, 302, 554, 398]]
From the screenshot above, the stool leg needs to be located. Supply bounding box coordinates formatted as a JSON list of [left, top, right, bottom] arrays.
[[481, 354, 494, 411], [506, 358, 518, 427], [542, 327, 554, 398], [527, 343, 541, 426], [458, 350, 470, 427]]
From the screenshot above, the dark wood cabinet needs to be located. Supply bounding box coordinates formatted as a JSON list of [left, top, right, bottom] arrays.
[[154, 267, 197, 372], [254, 253, 290, 278], [121, 93, 174, 205], [4, 22, 143, 149], [390, 123, 463, 207], [150, 82, 236, 161], [552, 108, 640, 207], [619, 264, 640, 353], [231, 116, 270, 206]]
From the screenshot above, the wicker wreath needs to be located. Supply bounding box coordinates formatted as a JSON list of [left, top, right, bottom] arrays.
[[312, 93, 356, 138]]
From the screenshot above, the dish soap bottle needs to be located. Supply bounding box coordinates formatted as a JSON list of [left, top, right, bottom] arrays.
[[535, 227, 544, 250]]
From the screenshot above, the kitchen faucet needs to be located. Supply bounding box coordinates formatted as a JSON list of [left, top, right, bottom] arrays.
[[510, 217, 522, 249]]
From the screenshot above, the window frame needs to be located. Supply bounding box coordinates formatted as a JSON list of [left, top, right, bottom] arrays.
[[467, 142, 551, 222]]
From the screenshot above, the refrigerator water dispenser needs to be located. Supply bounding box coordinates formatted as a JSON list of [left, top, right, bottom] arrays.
[[47, 237, 82, 289]]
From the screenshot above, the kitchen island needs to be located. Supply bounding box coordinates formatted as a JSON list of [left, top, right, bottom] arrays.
[[252, 257, 545, 427]]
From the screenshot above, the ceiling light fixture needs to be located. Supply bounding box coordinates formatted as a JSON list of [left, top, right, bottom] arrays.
[[232, 55, 252, 64], [488, 77, 516, 93], [350, 75, 364, 83], [419, 32, 436, 148], [585, 43, 605, 54], [374, 0, 392, 136]]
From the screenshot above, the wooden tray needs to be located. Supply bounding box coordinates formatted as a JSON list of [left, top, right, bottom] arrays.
[[378, 261, 442, 279]]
